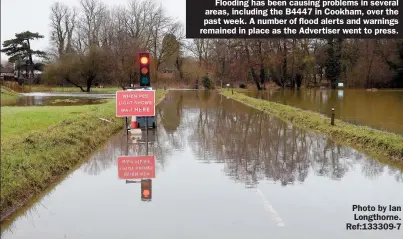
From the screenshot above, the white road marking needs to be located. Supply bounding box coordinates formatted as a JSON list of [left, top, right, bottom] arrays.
[[256, 189, 285, 227]]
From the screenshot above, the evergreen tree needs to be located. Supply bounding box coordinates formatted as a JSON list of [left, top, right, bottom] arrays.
[[1, 31, 46, 78]]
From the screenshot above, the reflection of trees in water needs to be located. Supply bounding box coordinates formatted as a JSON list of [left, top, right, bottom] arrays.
[[361, 157, 385, 180], [82, 132, 126, 175], [81, 110, 179, 175], [81, 91, 402, 183], [185, 95, 402, 187], [387, 166, 403, 182], [158, 92, 187, 151], [159, 92, 183, 133]]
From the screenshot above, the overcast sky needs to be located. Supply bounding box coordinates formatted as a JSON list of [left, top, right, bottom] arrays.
[[0, 0, 186, 62]]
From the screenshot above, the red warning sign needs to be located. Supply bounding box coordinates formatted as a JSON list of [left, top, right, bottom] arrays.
[[116, 90, 155, 117], [117, 156, 155, 179]]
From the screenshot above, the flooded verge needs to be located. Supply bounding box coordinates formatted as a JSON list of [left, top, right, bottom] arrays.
[[245, 89, 403, 135], [1, 91, 402, 239], [2, 92, 115, 106]]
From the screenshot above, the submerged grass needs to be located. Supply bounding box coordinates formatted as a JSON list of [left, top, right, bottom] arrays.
[[221, 90, 403, 165], [0, 90, 167, 220]]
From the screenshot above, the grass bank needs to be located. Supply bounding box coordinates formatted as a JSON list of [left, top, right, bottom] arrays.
[[51, 86, 121, 93], [0, 90, 167, 220], [220, 90, 403, 165], [1, 87, 21, 106]]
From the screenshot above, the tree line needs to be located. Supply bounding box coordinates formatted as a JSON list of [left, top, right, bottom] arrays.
[[2, 0, 402, 90], [190, 38, 403, 89], [39, 0, 184, 92]]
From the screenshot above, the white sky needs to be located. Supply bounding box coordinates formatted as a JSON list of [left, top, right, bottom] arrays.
[[0, 0, 186, 63]]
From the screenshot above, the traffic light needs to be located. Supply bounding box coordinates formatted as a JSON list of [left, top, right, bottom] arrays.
[[139, 53, 150, 87], [141, 179, 152, 201]]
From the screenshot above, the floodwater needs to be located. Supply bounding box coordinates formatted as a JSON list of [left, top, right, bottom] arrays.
[[1, 91, 402, 239], [245, 89, 403, 135], [2, 92, 115, 106]]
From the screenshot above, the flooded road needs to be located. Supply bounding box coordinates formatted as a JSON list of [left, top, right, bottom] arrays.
[[1, 91, 402, 239], [3, 92, 115, 106], [245, 89, 403, 135]]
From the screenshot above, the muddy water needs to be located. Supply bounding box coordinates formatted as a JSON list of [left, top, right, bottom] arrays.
[[245, 89, 403, 135], [2, 92, 115, 106], [1, 91, 402, 239]]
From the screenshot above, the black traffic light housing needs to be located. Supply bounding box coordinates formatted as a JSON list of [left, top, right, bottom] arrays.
[[139, 53, 151, 87], [141, 179, 152, 201]]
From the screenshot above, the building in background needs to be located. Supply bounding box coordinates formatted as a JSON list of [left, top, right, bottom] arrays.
[[0, 67, 16, 82]]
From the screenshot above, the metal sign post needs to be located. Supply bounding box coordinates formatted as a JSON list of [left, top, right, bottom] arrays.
[[125, 132, 129, 156], [125, 117, 129, 135], [146, 117, 149, 155]]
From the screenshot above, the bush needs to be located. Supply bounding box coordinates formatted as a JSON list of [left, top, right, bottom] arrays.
[[239, 83, 246, 88], [202, 76, 214, 89]]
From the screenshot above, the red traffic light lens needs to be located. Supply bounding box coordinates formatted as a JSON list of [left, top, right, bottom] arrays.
[[140, 56, 149, 65], [143, 190, 150, 197], [141, 67, 148, 75]]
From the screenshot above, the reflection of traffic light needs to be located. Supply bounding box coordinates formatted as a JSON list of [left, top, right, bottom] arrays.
[[141, 179, 152, 201], [139, 53, 150, 87]]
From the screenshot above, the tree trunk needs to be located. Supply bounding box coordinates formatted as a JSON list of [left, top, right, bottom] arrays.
[[86, 77, 93, 92], [282, 40, 287, 88], [250, 68, 262, 90], [258, 40, 265, 90], [260, 65, 265, 90], [244, 40, 262, 90], [25, 64, 29, 78], [27, 39, 35, 79], [65, 77, 85, 92], [366, 40, 376, 88]]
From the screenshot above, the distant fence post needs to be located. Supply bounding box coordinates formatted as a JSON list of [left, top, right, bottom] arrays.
[[331, 107, 335, 125]]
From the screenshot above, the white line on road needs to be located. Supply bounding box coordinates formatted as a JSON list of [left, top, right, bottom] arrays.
[[256, 189, 285, 227]]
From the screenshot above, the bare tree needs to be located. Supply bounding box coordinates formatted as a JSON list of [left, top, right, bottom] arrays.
[[78, 0, 107, 48], [49, 2, 76, 58]]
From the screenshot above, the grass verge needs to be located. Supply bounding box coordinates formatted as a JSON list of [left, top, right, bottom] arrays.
[[220, 90, 403, 164], [1, 87, 21, 106], [0, 90, 167, 220]]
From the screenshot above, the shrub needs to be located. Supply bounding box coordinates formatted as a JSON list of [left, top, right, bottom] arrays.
[[239, 83, 246, 88], [202, 76, 214, 89]]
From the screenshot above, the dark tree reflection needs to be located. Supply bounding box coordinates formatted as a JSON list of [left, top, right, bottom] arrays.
[[81, 91, 403, 185], [166, 91, 402, 187], [82, 106, 178, 175]]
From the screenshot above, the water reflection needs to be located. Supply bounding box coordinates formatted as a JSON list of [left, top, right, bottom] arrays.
[[1, 117, 177, 233], [82, 128, 175, 176], [246, 89, 403, 135], [166, 91, 402, 187], [2, 91, 403, 239]]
